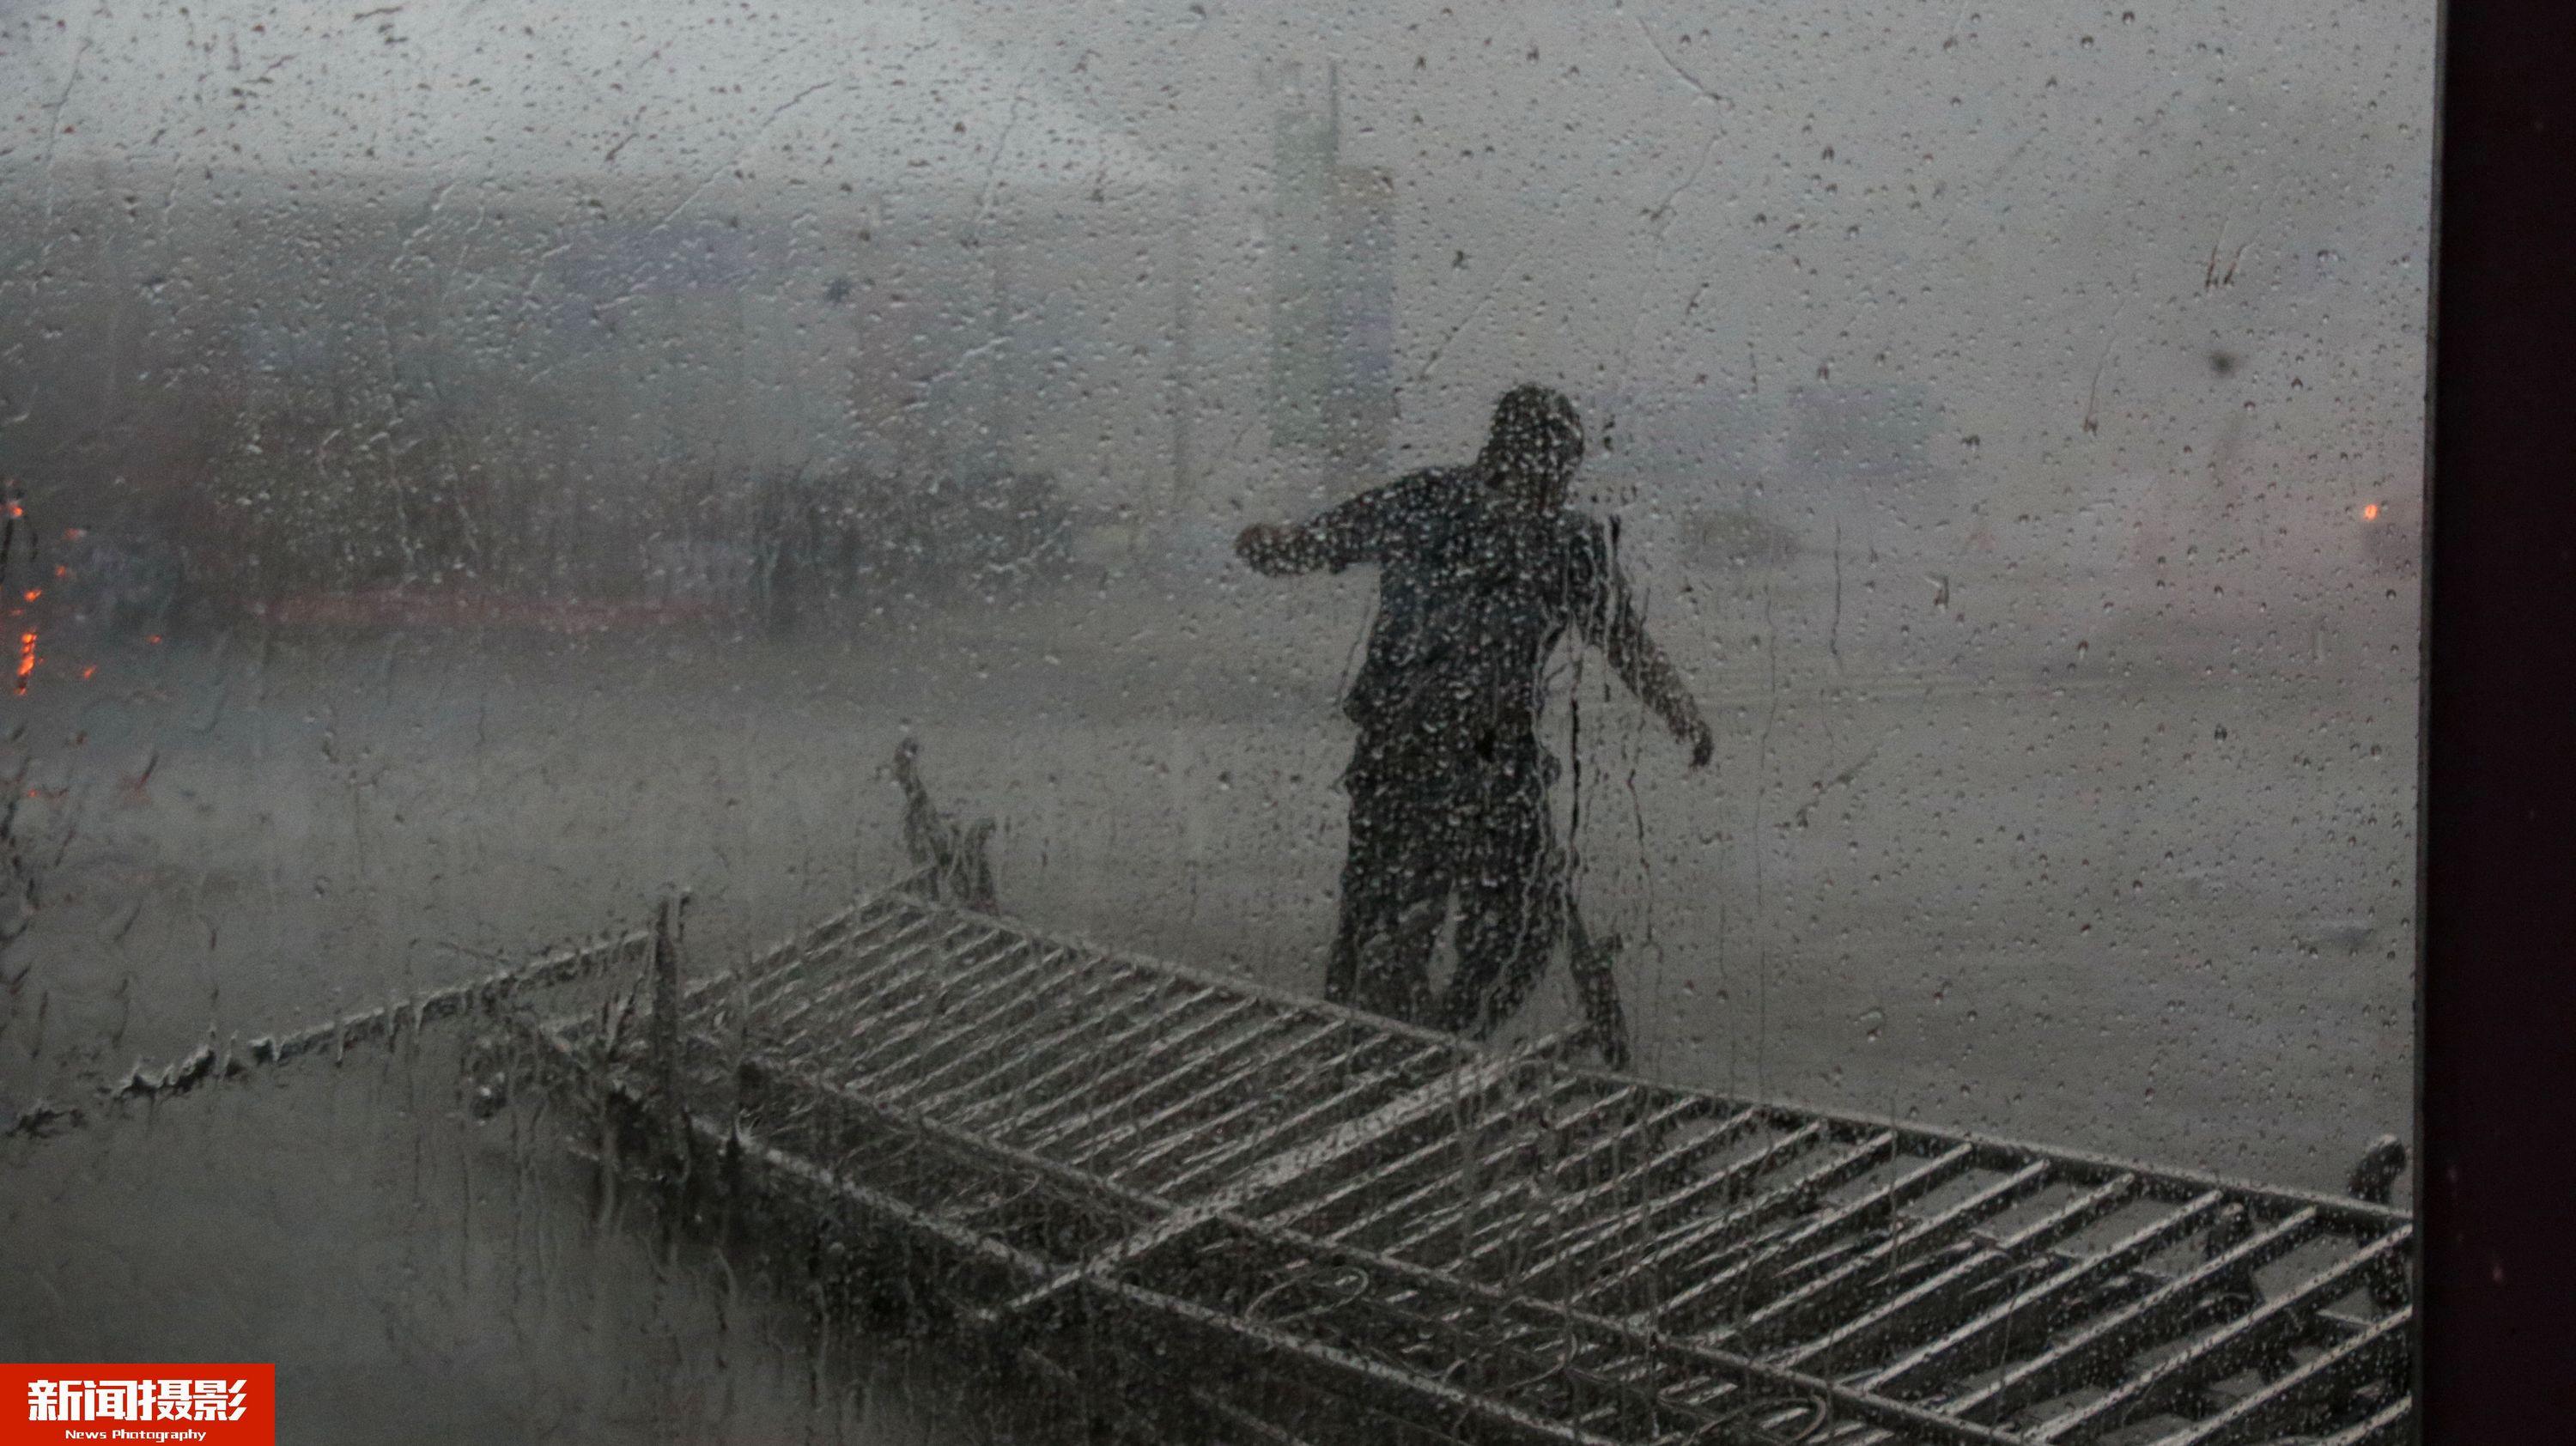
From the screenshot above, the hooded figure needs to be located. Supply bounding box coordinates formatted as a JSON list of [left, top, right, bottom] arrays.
[[1237, 385, 1712, 1036]]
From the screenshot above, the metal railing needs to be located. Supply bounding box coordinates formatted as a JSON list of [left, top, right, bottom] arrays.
[[520, 878, 2415, 1446]]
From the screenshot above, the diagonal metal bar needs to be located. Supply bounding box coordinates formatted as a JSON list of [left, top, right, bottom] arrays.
[[1146, 1036, 1441, 1197], [1739, 1144, 1981, 1274], [1608, 1131, 1901, 1324], [779, 933, 1040, 1075], [894, 964, 1189, 1115], [1946, 1207, 2322, 1420], [1263, 1086, 1542, 1237], [1562, 1121, 1831, 1309], [2306, 1394, 2415, 1446], [731, 896, 915, 1013], [755, 914, 982, 1042], [2032, 1227, 2411, 1440], [837, 944, 1121, 1091], [1546, 1092, 1714, 1187], [1366, 1085, 1606, 1261], [1777, 1173, 2144, 1374], [1429, 1088, 1679, 1271], [813, 938, 1058, 1080], [871, 951, 1141, 1108], [1017, 1008, 1306, 1156], [744, 906, 956, 1024], [995, 1051, 1534, 1318], [2154, 1306, 2411, 1446], [963, 992, 1267, 1137], [84, 924, 653, 1121], [1723, 1160, 2055, 1352], [1435, 1088, 1673, 1253], [937, 993, 1239, 1143], [1637, 1144, 1979, 1330], [1858, 1191, 2230, 1396], [1101, 1021, 1376, 1185], [1063, 1018, 1350, 1174], [1498, 1105, 1775, 1287]]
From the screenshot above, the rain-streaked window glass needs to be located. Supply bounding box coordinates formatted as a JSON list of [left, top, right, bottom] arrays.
[[3, 4, 2429, 1443]]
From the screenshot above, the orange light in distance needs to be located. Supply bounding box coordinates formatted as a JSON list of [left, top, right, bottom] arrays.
[[2361, 502, 2381, 521], [15, 630, 33, 693]]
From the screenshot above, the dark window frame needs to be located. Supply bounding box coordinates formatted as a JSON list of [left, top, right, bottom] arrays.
[[2421, 0, 2576, 1433]]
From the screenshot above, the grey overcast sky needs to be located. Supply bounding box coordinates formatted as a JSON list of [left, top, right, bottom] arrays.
[[3, 1, 2434, 540]]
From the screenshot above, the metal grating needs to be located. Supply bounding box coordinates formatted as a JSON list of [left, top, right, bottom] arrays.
[[520, 879, 2415, 1446]]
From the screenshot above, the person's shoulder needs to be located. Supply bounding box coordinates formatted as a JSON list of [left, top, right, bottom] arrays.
[[1370, 466, 1477, 515], [1394, 465, 1476, 496]]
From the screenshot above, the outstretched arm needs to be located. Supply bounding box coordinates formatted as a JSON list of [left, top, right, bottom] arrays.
[[1235, 478, 1415, 577], [1585, 553, 1714, 769], [1608, 613, 1714, 768], [1233, 520, 1331, 576]]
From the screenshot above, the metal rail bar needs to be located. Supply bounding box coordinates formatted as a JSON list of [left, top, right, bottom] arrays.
[[1777, 1174, 2145, 1373], [1103, 1020, 1370, 1182], [787, 931, 1036, 1066], [894, 972, 1182, 1126], [1946, 1208, 2322, 1419], [2309, 1394, 2415, 1446], [1398, 1092, 1650, 1270], [2157, 1308, 2411, 1446], [1021, 1009, 1307, 1157], [743, 906, 951, 1020], [1565, 1122, 1832, 1310], [872, 951, 1139, 1107], [1148, 1036, 1439, 1197], [1504, 1106, 1776, 1288], [1265, 1096, 1533, 1237], [966, 993, 1266, 1137], [1646, 1142, 1978, 1337], [2032, 1228, 2411, 1440], [1607, 1131, 1900, 1323], [756, 914, 977, 1042], [730, 897, 914, 1013], [819, 940, 1096, 1086], [1557, 1058, 2412, 1233], [1721, 1161, 2055, 1351], [1064, 1017, 1350, 1174], [998, 1051, 1536, 1317], [1859, 1192, 2229, 1394]]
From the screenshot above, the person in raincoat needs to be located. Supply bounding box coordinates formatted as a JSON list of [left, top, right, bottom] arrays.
[[1236, 385, 1712, 1038]]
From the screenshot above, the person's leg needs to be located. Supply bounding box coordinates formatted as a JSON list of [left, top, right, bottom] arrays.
[[1442, 782, 1566, 1039], [1327, 770, 1448, 1024], [1324, 781, 1392, 1005]]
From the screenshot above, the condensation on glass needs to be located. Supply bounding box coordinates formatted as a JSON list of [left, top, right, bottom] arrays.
[[1, 4, 2430, 1443]]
